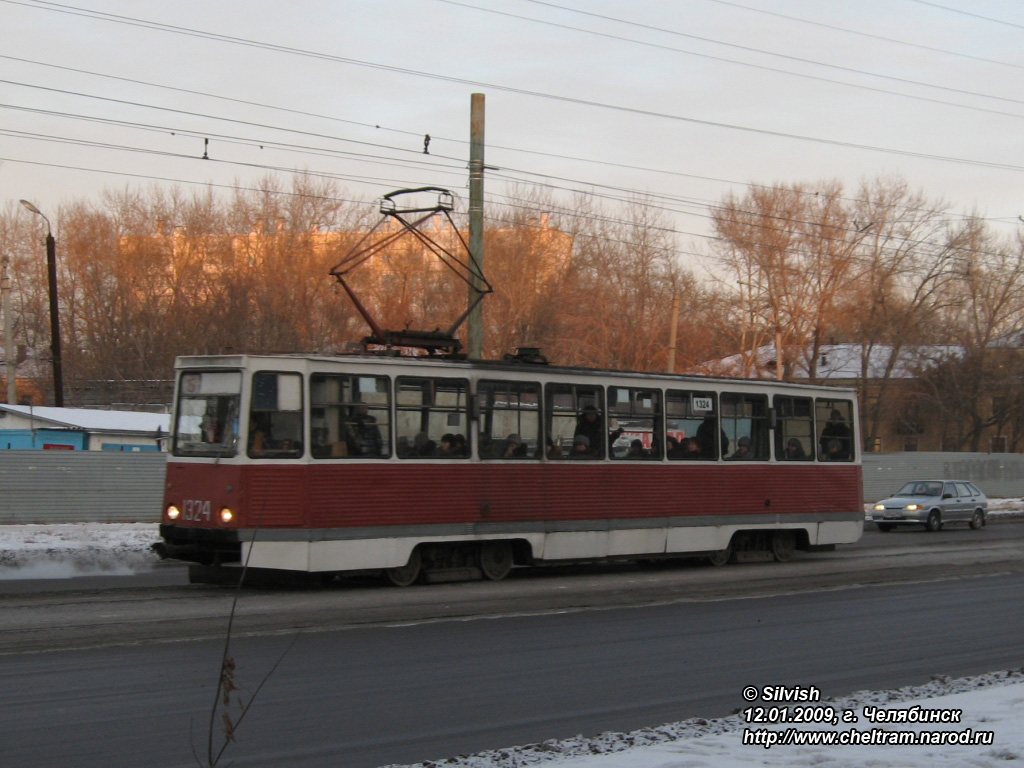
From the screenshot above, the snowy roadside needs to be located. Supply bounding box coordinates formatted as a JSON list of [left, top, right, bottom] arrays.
[[0, 522, 163, 579], [381, 670, 1024, 768]]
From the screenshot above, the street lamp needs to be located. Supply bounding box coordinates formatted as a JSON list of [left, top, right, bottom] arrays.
[[2, 252, 15, 404], [19, 200, 64, 408]]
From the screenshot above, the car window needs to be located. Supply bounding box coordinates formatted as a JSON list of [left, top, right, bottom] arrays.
[[955, 482, 972, 497], [967, 482, 983, 496], [942, 482, 957, 498]]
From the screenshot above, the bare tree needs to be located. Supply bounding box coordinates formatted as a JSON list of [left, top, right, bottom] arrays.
[[549, 195, 700, 371], [845, 178, 968, 446], [916, 220, 1024, 451], [0, 202, 51, 402], [710, 180, 864, 381]]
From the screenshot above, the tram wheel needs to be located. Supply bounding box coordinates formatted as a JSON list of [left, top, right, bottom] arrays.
[[385, 548, 422, 587], [478, 541, 513, 581], [707, 544, 732, 567], [771, 531, 796, 562]]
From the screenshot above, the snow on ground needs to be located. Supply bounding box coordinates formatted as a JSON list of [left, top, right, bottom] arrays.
[[382, 670, 1024, 768], [0, 522, 162, 579], [2, 501, 1023, 768]]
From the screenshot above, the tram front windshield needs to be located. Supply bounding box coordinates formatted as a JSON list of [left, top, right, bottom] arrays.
[[173, 370, 241, 457]]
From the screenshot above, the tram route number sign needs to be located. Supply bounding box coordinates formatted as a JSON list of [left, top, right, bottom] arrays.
[[692, 396, 713, 412]]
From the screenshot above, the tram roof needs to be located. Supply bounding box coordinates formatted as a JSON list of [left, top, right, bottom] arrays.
[[173, 352, 856, 395]]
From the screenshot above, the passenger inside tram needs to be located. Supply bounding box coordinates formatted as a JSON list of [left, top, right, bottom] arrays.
[[344, 403, 383, 457], [729, 436, 753, 460], [502, 434, 528, 458], [570, 433, 592, 457], [783, 437, 808, 460], [248, 417, 267, 453]]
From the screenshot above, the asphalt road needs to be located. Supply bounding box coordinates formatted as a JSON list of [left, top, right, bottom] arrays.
[[2, 520, 1024, 767], [3, 571, 1023, 768]]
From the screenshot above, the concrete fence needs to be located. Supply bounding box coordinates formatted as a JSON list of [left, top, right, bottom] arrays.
[[861, 452, 1024, 500], [0, 451, 166, 524], [2, 450, 1023, 524]]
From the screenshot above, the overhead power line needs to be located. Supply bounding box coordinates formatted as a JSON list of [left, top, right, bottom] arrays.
[[0, 54, 428, 142], [5, 51, 1012, 231], [0, 101, 466, 175], [5, 0, 1022, 266], [6, 0, 1024, 171], [702, 0, 1024, 71], [2, 51, 1011, 224], [432, 0, 1024, 120], [909, 0, 1024, 31], [507, 0, 1024, 107], [0, 78, 457, 162]]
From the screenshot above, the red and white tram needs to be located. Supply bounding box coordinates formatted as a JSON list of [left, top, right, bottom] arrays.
[[155, 352, 863, 585]]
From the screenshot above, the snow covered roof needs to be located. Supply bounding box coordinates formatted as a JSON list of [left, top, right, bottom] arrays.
[[702, 343, 963, 380], [0, 405, 169, 435]]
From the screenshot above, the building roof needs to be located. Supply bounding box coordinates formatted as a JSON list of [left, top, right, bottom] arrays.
[[0, 405, 169, 435], [702, 343, 964, 380]]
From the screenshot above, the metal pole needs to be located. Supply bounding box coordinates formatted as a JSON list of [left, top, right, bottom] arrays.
[[467, 93, 485, 359], [45, 231, 64, 406], [19, 201, 63, 407], [2, 253, 15, 404]]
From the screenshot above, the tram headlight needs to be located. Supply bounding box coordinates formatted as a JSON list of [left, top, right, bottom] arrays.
[[219, 507, 234, 524], [166, 505, 181, 521]]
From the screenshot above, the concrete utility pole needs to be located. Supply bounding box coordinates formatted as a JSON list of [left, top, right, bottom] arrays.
[[2, 253, 15, 404], [467, 92, 485, 359]]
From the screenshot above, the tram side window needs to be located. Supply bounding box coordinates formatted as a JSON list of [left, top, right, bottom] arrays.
[[608, 386, 662, 459], [816, 398, 855, 461], [174, 371, 241, 457], [395, 376, 469, 458], [478, 380, 541, 459], [310, 374, 390, 459], [248, 372, 303, 458], [774, 395, 814, 461], [721, 392, 769, 460], [545, 383, 607, 459], [665, 390, 720, 459]]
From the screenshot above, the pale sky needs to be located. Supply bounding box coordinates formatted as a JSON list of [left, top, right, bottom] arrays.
[[4, 0, 1024, 265]]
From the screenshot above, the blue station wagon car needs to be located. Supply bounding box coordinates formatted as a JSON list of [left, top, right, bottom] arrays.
[[872, 480, 988, 532]]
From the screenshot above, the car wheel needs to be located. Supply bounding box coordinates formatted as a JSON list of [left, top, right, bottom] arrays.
[[876, 523, 894, 532], [925, 511, 942, 532], [969, 509, 985, 530]]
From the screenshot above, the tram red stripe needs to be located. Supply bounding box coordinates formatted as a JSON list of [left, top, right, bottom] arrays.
[[164, 461, 862, 530]]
